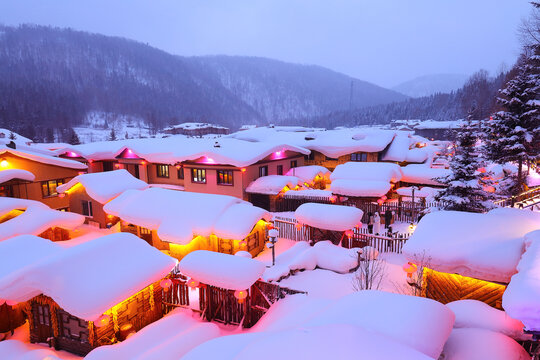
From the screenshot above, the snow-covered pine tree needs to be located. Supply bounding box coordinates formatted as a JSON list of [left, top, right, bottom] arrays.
[[435, 117, 495, 213], [483, 47, 540, 194], [109, 128, 116, 141], [68, 128, 81, 145]]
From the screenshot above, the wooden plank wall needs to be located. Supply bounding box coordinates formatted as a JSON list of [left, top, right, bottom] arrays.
[[422, 268, 506, 309]]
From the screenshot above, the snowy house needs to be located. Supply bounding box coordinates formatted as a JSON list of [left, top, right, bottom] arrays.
[[57, 169, 148, 228], [0, 233, 177, 356], [57, 137, 309, 201], [285, 165, 331, 189], [103, 187, 272, 259], [0, 197, 85, 242], [0, 145, 87, 210], [400, 164, 451, 187], [330, 162, 403, 202], [403, 208, 540, 308], [245, 175, 303, 211], [162, 122, 230, 136]]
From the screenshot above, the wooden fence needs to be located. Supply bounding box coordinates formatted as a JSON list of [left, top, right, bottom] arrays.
[[273, 216, 410, 254], [495, 185, 540, 208], [275, 195, 333, 212], [162, 275, 190, 315]]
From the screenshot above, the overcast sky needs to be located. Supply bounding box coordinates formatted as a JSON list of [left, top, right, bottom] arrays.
[[0, 0, 532, 87]]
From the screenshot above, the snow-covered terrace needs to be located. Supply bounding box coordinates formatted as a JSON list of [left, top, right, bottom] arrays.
[[103, 187, 271, 244], [55, 136, 310, 167], [57, 169, 148, 204], [0, 233, 176, 321], [0, 198, 84, 241]]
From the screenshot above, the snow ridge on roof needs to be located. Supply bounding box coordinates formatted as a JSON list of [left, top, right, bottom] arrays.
[[57, 169, 148, 204], [0, 169, 35, 183], [295, 203, 363, 231], [0, 146, 87, 170], [246, 175, 302, 195], [0, 232, 177, 320], [285, 165, 330, 182]]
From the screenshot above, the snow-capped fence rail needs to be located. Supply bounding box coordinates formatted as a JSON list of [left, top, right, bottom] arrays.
[[494, 185, 540, 208], [273, 216, 409, 253]]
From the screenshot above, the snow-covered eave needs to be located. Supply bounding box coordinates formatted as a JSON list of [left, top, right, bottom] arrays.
[[0, 149, 87, 170], [0, 169, 35, 183]]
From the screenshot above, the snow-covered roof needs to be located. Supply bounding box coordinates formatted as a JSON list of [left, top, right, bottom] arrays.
[[285, 165, 330, 182], [0, 129, 32, 144], [0, 146, 87, 170], [85, 309, 220, 360], [295, 203, 363, 231], [401, 164, 451, 185], [230, 128, 397, 158], [57, 169, 148, 204], [396, 186, 441, 198], [413, 120, 466, 130], [104, 187, 271, 244], [245, 175, 302, 195], [403, 208, 540, 283], [330, 162, 403, 183], [503, 230, 540, 332], [0, 197, 85, 241], [0, 232, 177, 320], [178, 250, 266, 290], [331, 179, 391, 198], [404, 148, 429, 163], [56, 137, 309, 167], [163, 122, 229, 131], [0, 169, 35, 183], [380, 133, 413, 162]]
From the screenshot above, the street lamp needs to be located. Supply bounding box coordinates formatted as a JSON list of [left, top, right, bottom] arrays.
[[268, 228, 279, 266], [410, 186, 419, 230]]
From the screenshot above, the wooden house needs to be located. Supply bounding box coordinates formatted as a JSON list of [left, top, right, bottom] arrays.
[[246, 175, 304, 211], [57, 169, 148, 228], [0, 197, 84, 242], [0, 145, 87, 210], [0, 233, 176, 356], [403, 209, 540, 309], [162, 122, 230, 136], [103, 187, 272, 259]]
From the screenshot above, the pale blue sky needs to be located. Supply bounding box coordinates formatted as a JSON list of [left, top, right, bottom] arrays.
[[0, 0, 532, 87]]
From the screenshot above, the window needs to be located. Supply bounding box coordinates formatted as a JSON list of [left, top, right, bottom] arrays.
[[350, 152, 368, 162], [102, 161, 114, 172], [156, 164, 169, 178], [191, 168, 206, 183], [81, 200, 93, 217], [290, 160, 298, 168], [0, 185, 13, 197], [277, 165, 283, 175], [325, 156, 338, 161], [304, 152, 315, 161], [259, 166, 268, 178], [177, 166, 184, 179], [41, 179, 64, 198], [217, 170, 234, 186]]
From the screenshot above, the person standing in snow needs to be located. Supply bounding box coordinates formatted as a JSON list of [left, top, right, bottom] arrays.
[[367, 212, 374, 233], [373, 212, 381, 235], [384, 209, 392, 229]]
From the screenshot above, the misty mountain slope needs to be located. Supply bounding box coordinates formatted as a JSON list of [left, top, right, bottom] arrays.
[[0, 25, 407, 140], [190, 56, 408, 120], [392, 74, 469, 98]]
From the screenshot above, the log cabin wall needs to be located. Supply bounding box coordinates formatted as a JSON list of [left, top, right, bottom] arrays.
[[422, 268, 507, 309], [38, 227, 71, 242], [0, 303, 26, 333], [303, 150, 379, 171], [25, 282, 163, 357]]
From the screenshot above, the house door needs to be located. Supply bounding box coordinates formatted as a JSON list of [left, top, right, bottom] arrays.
[[32, 303, 53, 343]]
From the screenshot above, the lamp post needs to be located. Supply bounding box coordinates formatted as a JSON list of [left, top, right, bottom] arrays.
[[410, 186, 419, 230], [268, 229, 279, 266]]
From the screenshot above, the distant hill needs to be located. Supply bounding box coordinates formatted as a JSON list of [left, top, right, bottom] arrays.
[[392, 74, 469, 98], [0, 25, 407, 141]]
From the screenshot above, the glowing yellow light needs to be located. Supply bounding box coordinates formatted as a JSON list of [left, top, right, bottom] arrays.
[[0, 159, 8, 168]]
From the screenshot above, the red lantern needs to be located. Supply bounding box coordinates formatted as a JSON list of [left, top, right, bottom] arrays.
[[355, 222, 362, 229], [160, 278, 172, 292], [295, 223, 302, 230], [344, 229, 354, 239], [266, 223, 274, 230], [330, 196, 336, 203], [187, 278, 199, 289], [403, 262, 417, 278], [58, 193, 66, 198], [234, 289, 248, 304], [95, 314, 110, 328], [241, 168, 246, 173]]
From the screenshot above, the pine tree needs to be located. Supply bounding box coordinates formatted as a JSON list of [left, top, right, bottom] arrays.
[[109, 128, 116, 141], [483, 48, 540, 194], [68, 128, 80, 145], [45, 128, 55, 143], [8, 131, 16, 140], [435, 117, 495, 213]]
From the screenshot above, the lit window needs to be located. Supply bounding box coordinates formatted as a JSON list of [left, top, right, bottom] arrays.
[[217, 170, 234, 186], [41, 179, 64, 198], [156, 164, 169, 178], [191, 168, 206, 183]]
